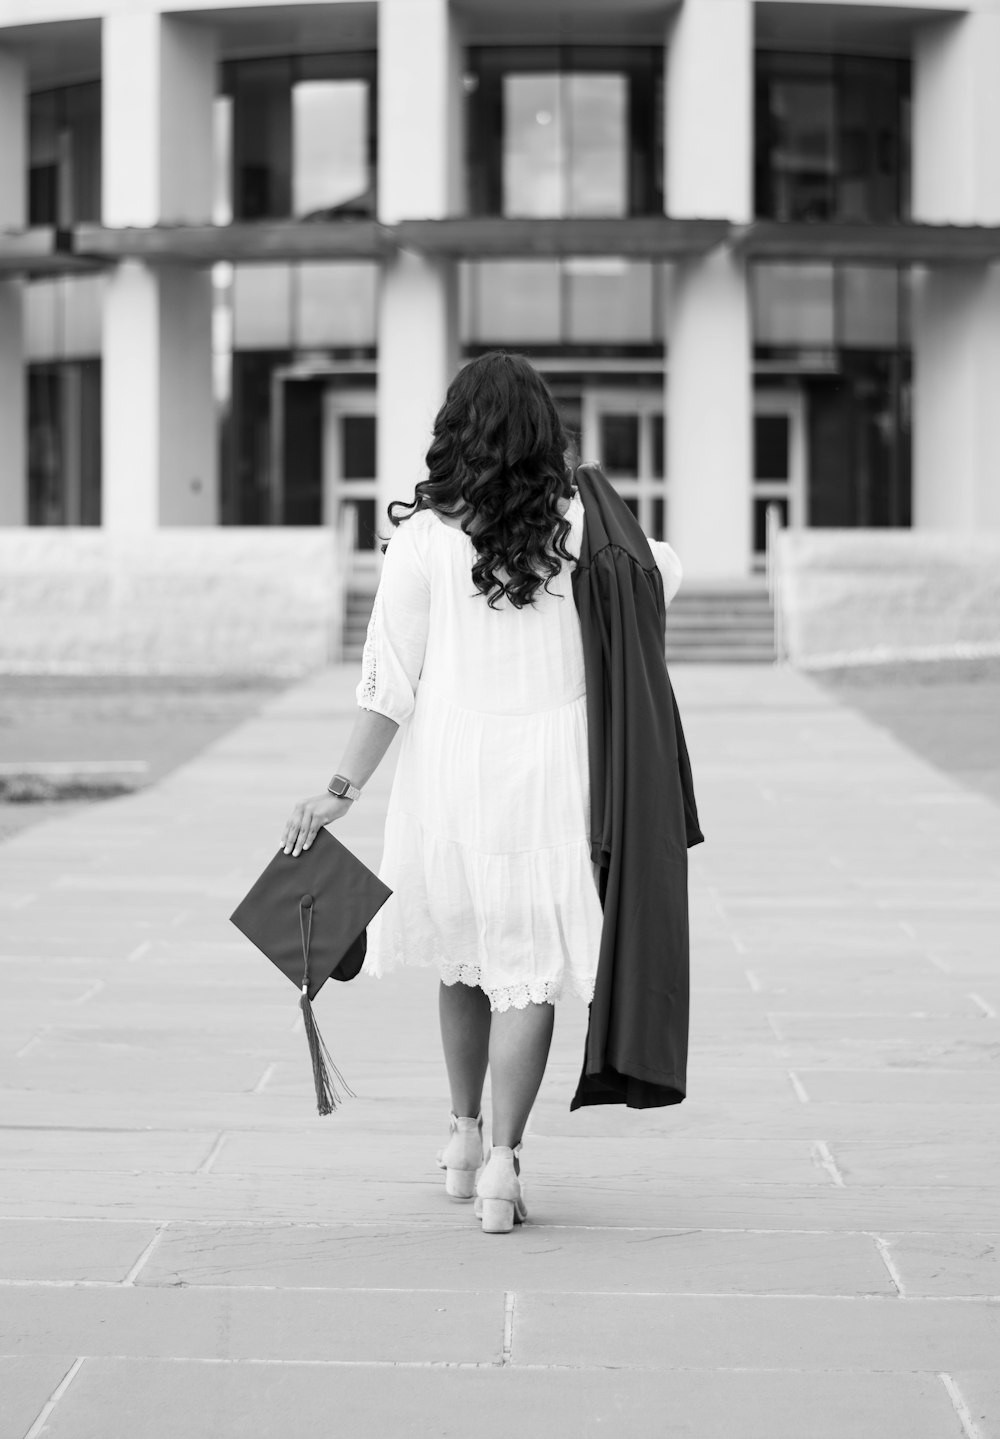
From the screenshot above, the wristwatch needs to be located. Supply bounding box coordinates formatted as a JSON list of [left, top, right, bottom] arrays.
[[327, 774, 362, 802]]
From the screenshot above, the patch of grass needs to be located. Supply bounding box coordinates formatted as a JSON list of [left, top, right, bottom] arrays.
[[0, 775, 139, 804]]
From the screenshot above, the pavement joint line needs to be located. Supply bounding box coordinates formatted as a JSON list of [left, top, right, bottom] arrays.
[[1, 1283, 998, 1301], [810, 1141, 846, 1188], [744, 969, 761, 992], [925, 953, 952, 974], [871, 1236, 906, 1298], [120, 1221, 170, 1286], [196, 1133, 228, 1175], [21, 1355, 85, 1439], [14, 1031, 47, 1060], [0, 1216, 988, 1237], [253, 1063, 277, 1095], [764, 1012, 784, 1040], [7, 1354, 1000, 1374], [501, 1291, 515, 1367], [939, 1373, 986, 1439], [730, 935, 748, 954], [127, 940, 152, 962], [968, 992, 997, 1019], [73, 980, 105, 1005], [786, 1070, 810, 1104]]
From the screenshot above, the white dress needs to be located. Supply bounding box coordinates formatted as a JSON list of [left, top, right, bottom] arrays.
[[356, 492, 683, 1013]]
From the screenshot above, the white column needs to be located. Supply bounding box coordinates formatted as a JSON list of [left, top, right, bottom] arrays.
[[665, 0, 753, 580], [376, 0, 461, 527], [0, 47, 26, 526], [102, 14, 217, 532], [912, 14, 1000, 531]]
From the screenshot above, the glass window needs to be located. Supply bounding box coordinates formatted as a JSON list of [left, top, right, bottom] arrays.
[[838, 266, 899, 349], [755, 53, 910, 223], [229, 58, 293, 220], [233, 265, 294, 350], [468, 260, 562, 343], [28, 361, 101, 526], [224, 54, 375, 222], [25, 277, 102, 362], [469, 48, 661, 218], [293, 80, 371, 217], [342, 416, 376, 479], [463, 258, 661, 349], [754, 415, 790, 481], [503, 74, 563, 216], [564, 257, 654, 343], [294, 263, 378, 349], [753, 263, 835, 348], [600, 414, 640, 476], [28, 82, 101, 226]]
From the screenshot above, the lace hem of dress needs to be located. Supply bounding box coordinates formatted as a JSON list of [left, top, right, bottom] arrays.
[[439, 962, 569, 1012], [358, 588, 382, 707], [365, 948, 594, 1013]]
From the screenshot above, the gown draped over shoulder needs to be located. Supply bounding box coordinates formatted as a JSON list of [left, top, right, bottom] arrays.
[[356, 492, 683, 1014]]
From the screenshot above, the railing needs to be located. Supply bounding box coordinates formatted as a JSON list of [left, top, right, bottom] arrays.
[[331, 505, 359, 663], [765, 501, 786, 665]]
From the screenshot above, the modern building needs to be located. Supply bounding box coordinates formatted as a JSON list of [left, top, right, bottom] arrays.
[[1, 0, 999, 589]]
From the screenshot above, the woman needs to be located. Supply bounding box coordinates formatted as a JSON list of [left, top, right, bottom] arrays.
[[281, 352, 682, 1234]]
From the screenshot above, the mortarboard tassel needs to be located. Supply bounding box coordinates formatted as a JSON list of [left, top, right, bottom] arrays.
[[299, 895, 355, 1115]]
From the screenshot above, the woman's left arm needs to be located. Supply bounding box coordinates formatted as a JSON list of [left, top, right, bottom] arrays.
[[282, 708, 399, 856], [282, 520, 430, 857]]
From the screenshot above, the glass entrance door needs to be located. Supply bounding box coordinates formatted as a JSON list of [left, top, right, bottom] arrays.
[[581, 388, 667, 540], [752, 390, 806, 567], [322, 388, 378, 564]]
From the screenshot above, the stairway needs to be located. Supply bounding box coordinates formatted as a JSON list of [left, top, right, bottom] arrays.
[[342, 586, 377, 662], [343, 582, 777, 665], [664, 582, 776, 663]]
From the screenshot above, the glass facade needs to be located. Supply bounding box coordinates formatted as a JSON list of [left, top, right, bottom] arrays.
[[752, 262, 911, 530], [755, 53, 911, 222], [461, 259, 667, 352], [28, 82, 102, 226], [467, 48, 662, 217], [220, 53, 377, 221]]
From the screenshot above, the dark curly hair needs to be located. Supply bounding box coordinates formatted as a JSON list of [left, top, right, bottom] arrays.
[[385, 351, 576, 609]]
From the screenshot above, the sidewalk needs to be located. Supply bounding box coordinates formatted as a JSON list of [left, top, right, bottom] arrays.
[[1, 663, 999, 1439]]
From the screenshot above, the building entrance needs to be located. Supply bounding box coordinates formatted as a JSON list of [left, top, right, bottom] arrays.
[[582, 384, 807, 568], [752, 389, 806, 568], [273, 369, 379, 572]]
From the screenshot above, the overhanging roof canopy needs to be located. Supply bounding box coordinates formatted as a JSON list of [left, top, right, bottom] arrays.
[[0, 228, 102, 276], [73, 220, 393, 264], [393, 217, 731, 259], [735, 221, 1000, 265]]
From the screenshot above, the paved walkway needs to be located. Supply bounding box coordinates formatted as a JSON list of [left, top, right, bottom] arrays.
[[1, 663, 999, 1439]]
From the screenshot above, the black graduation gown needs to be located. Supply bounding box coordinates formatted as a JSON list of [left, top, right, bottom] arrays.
[[570, 463, 704, 1110]]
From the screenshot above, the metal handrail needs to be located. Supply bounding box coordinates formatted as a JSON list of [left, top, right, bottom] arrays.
[[765, 502, 785, 665]]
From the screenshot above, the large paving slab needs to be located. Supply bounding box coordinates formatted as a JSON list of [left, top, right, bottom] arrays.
[[2, 662, 999, 1438]]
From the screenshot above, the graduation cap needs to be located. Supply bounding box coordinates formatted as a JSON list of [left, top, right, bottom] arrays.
[[230, 827, 392, 1115]]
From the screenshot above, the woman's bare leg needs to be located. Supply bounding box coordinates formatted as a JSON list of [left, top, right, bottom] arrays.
[[488, 1002, 555, 1149], [438, 980, 491, 1117]]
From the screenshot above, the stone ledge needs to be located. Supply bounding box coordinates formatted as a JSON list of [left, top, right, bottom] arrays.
[[774, 531, 1000, 668]]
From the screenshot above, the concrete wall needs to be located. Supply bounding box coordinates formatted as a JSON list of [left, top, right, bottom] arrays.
[[774, 531, 1000, 668], [0, 531, 346, 675]]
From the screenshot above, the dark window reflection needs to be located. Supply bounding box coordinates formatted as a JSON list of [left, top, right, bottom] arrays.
[[28, 362, 101, 525], [755, 53, 910, 222], [342, 415, 376, 479], [29, 82, 101, 226], [754, 415, 790, 481], [600, 414, 640, 475], [468, 47, 662, 217], [222, 54, 376, 221]]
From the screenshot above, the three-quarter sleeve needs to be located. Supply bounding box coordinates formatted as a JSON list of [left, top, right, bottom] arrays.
[[356, 520, 430, 724], [648, 539, 683, 607]]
